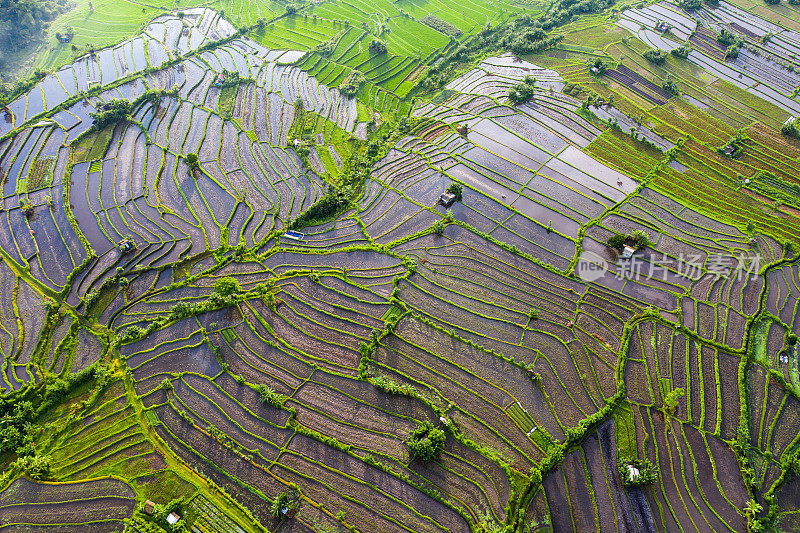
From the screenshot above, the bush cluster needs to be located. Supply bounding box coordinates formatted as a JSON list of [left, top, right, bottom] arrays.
[[145, 497, 185, 532], [588, 57, 609, 75], [618, 458, 658, 486], [717, 27, 740, 46], [607, 229, 651, 252], [540, 0, 616, 29], [718, 30, 744, 59], [679, 0, 702, 10], [314, 35, 338, 56], [270, 490, 300, 518], [186, 152, 199, 169], [215, 69, 241, 89], [497, 18, 562, 55], [562, 82, 588, 98], [406, 421, 446, 461], [339, 69, 365, 96], [643, 49, 667, 64], [509, 34, 563, 55], [781, 119, 799, 139], [420, 14, 462, 37], [213, 276, 241, 297], [11, 454, 51, 480], [368, 39, 387, 55], [717, 140, 744, 158], [0, 399, 35, 455], [671, 43, 691, 59], [289, 185, 351, 229], [508, 81, 536, 105], [90, 99, 132, 129], [662, 75, 678, 95]]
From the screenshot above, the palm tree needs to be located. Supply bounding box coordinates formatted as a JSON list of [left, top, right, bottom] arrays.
[[744, 499, 762, 523]]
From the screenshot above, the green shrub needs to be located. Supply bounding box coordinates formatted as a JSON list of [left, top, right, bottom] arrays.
[[781, 119, 800, 139], [407, 421, 446, 461], [643, 49, 667, 64], [270, 490, 300, 518], [213, 277, 241, 296], [607, 233, 626, 251], [663, 387, 685, 413], [508, 34, 563, 55], [152, 497, 185, 529], [397, 117, 410, 134], [289, 185, 351, 229], [717, 28, 740, 46], [508, 82, 535, 104], [671, 44, 691, 59], [368, 39, 387, 55], [339, 69, 365, 97], [118, 325, 145, 343], [447, 182, 462, 199], [662, 75, 678, 95], [588, 57, 609, 75], [12, 454, 51, 480], [679, 0, 702, 9], [370, 374, 419, 396], [207, 424, 226, 442], [420, 14, 463, 37], [315, 35, 338, 56], [631, 230, 652, 248], [90, 99, 132, 129], [607, 230, 651, 252], [724, 44, 741, 59], [618, 457, 657, 486]]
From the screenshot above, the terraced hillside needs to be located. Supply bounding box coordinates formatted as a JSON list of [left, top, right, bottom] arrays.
[[1, 0, 800, 532]]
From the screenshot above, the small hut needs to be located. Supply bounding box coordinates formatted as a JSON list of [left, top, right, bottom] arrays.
[[439, 192, 456, 208], [118, 238, 135, 254], [626, 464, 641, 483], [622, 244, 636, 258]]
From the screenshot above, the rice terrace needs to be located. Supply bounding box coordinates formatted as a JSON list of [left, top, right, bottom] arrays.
[[1, 0, 800, 530]]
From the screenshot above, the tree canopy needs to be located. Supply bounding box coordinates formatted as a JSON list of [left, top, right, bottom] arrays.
[[0, 0, 67, 54]]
